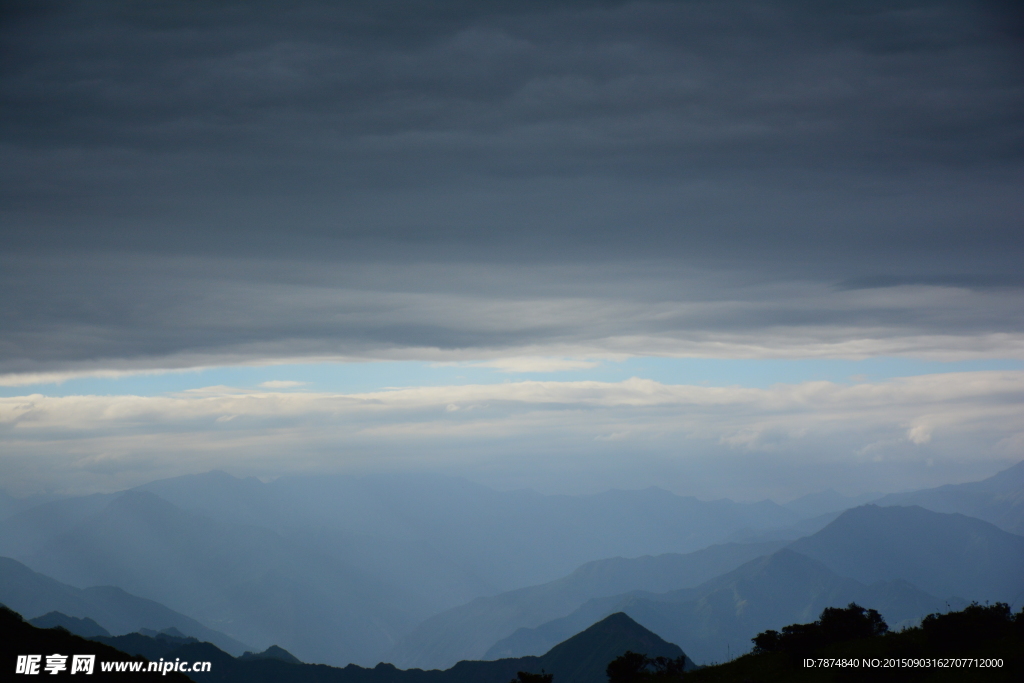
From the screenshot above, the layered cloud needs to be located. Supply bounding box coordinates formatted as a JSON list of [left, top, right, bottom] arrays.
[[2, 371, 1021, 496], [1, 1, 1021, 496], [2, 256, 1023, 380]]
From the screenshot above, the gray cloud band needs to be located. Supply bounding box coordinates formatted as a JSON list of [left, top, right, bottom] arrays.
[[1, 256, 1023, 377], [2, 1, 1022, 370]]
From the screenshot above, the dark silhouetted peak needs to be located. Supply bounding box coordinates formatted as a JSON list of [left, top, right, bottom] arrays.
[[239, 644, 302, 664], [538, 611, 693, 683], [548, 611, 677, 652], [138, 627, 198, 646], [28, 611, 110, 638], [159, 626, 188, 639]]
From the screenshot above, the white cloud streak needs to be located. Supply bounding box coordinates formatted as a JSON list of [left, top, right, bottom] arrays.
[[2, 371, 1021, 496]]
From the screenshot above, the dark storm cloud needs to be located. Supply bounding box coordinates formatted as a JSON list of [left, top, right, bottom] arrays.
[[1, 0, 1022, 371]]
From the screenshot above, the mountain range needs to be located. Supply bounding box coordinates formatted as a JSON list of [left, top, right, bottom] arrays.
[[483, 547, 952, 666], [6, 603, 691, 683], [421, 504, 1023, 666], [1, 461, 1021, 669], [0, 471, 805, 665], [386, 540, 786, 669]]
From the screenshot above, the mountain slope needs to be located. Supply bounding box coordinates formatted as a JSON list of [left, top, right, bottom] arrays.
[[0, 556, 247, 655], [873, 460, 1024, 534], [387, 540, 784, 669], [789, 504, 1024, 604]]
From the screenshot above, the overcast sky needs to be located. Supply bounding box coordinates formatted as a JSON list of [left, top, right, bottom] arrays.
[[2, 0, 1022, 499]]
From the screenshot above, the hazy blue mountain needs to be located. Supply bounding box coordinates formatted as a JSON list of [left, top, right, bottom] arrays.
[[486, 549, 949, 665], [135, 471, 803, 600], [0, 490, 46, 521], [0, 472, 812, 668], [387, 540, 785, 669], [0, 492, 116, 558], [0, 555, 248, 655], [485, 504, 1024, 664], [873, 460, 1024, 534], [789, 504, 1024, 604], [723, 510, 841, 544], [5, 467, 1019, 674], [2, 555, 102, 623], [3, 490, 420, 667], [781, 489, 883, 518], [0, 489, 70, 522], [29, 610, 111, 637]]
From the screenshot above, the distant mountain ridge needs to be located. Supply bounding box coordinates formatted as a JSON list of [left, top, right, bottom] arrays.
[[480, 503, 1024, 664], [394, 502, 1024, 668], [789, 504, 1024, 604], [28, 611, 110, 638], [782, 489, 883, 518], [873, 460, 1024, 534], [0, 556, 248, 655], [486, 547, 951, 665]]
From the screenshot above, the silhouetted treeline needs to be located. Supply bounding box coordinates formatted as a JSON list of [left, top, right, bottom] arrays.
[[606, 651, 690, 682], [685, 601, 1024, 682], [751, 603, 889, 658]]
